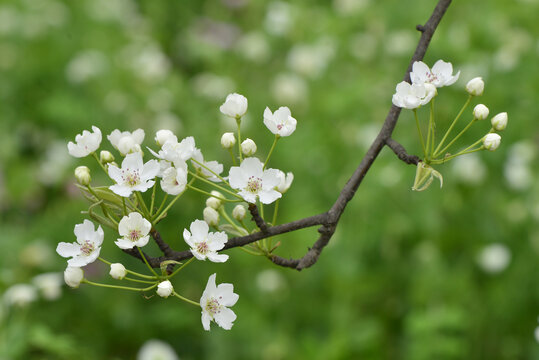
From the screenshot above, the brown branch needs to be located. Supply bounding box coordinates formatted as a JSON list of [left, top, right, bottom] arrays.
[[123, 0, 452, 271]]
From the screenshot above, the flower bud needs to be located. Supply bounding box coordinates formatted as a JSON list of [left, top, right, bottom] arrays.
[[466, 77, 484, 96], [241, 138, 257, 156], [203, 207, 220, 226], [74, 166, 91, 186], [99, 150, 114, 164], [109, 263, 127, 280], [473, 104, 489, 120], [64, 266, 84, 288], [156, 280, 173, 298], [206, 191, 223, 209], [483, 133, 501, 151], [221, 132, 236, 149], [276, 171, 294, 193], [155, 129, 177, 147], [118, 137, 141, 155], [491, 112, 508, 131], [412, 162, 443, 192], [220, 93, 248, 118], [232, 204, 246, 221]]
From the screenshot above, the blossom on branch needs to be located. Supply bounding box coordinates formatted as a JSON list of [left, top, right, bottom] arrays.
[[220, 93, 248, 118], [229, 157, 282, 204], [161, 162, 188, 195], [410, 60, 460, 88], [263, 106, 297, 137], [56, 220, 103, 267], [115, 212, 152, 250], [108, 152, 160, 197], [108, 129, 145, 156], [67, 126, 102, 158], [392, 81, 436, 109], [200, 273, 239, 331], [183, 220, 228, 262]]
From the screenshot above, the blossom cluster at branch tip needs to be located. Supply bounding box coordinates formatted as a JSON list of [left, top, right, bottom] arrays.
[[200, 273, 239, 331]]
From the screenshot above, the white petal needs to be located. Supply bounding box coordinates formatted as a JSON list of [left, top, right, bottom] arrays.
[[122, 152, 143, 172], [216, 284, 239, 306], [258, 189, 282, 204], [135, 235, 150, 248], [214, 307, 236, 330], [107, 164, 123, 183], [74, 220, 95, 242], [262, 169, 281, 189], [56, 242, 80, 258], [131, 129, 145, 144], [183, 229, 193, 246], [240, 157, 263, 178], [141, 160, 160, 181], [201, 312, 212, 331], [67, 255, 90, 267], [207, 253, 229, 263], [229, 166, 247, 190], [107, 129, 122, 148], [190, 220, 209, 239], [115, 238, 135, 249], [238, 190, 257, 204], [109, 184, 133, 197]]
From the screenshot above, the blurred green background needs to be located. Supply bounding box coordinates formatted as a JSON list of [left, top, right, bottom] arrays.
[[1, 0, 539, 359]]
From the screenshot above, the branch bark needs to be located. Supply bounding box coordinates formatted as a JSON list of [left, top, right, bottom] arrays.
[[125, 0, 452, 271]]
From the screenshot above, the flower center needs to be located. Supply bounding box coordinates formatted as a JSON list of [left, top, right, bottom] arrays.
[[277, 124, 283, 130], [80, 240, 94, 256], [128, 229, 142, 242], [122, 169, 141, 187], [246, 176, 262, 193], [426, 71, 438, 83], [205, 297, 222, 316], [196, 241, 209, 255]]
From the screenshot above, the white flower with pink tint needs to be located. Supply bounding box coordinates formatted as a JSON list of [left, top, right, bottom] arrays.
[[115, 212, 152, 249], [263, 106, 297, 137], [56, 220, 103, 267], [183, 220, 228, 262], [229, 157, 282, 204], [410, 60, 460, 88], [200, 273, 239, 331], [67, 126, 102, 158], [108, 152, 160, 197], [108, 129, 145, 156]]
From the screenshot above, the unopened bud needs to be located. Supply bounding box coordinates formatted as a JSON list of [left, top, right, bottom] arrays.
[[99, 150, 115, 164], [156, 280, 173, 298], [155, 129, 177, 147], [221, 132, 236, 149], [491, 112, 508, 131], [64, 266, 84, 288], [276, 171, 294, 193], [109, 263, 127, 280], [74, 166, 91, 186], [483, 133, 501, 151], [473, 104, 489, 120], [232, 205, 246, 221], [203, 207, 220, 226], [241, 138, 257, 156], [466, 77, 484, 96], [206, 191, 223, 209]]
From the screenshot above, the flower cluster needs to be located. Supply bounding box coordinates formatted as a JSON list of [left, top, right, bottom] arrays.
[[391, 59, 507, 191], [57, 92, 297, 331]]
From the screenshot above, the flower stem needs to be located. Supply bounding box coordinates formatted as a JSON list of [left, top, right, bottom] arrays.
[[173, 291, 201, 307], [228, 148, 237, 166], [219, 208, 246, 234], [98, 257, 157, 279], [434, 118, 477, 157], [431, 147, 484, 164], [426, 99, 435, 159], [272, 199, 280, 225], [414, 109, 427, 159], [150, 182, 157, 217], [187, 171, 242, 199], [167, 258, 195, 279], [263, 135, 280, 170], [135, 192, 151, 219], [83, 279, 157, 292], [123, 277, 156, 284], [236, 117, 243, 162], [433, 94, 472, 156], [92, 152, 109, 175], [137, 247, 159, 277]]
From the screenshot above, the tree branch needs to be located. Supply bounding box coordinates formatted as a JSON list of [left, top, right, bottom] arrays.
[[123, 0, 452, 271]]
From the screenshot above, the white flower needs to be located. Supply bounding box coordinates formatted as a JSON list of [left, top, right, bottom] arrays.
[[191, 149, 224, 182], [200, 273, 239, 331], [109, 263, 127, 280], [263, 106, 297, 137], [108, 152, 160, 197], [115, 212, 152, 249], [149, 136, 196, 164], [155, 130, 177, 147], [64, 266, 84, 288], [32, 273, 63, 301], [232, 205, 246, 221], [56, 220, 104, 267], [206, 191, 223, 209], [477, 243, 511, 274], [392, 81, 436, 109], [491, 112, 508, 131], [229, 157, 282, 204], [157, 280, 173, 298], [221, 132, 236, 149], [276, 171, 294, 193], [203, 207, 220, 227], [466, 77, 484, 96], [410, 60, 460, 87], [137, 339, 179, 360], [473, 104, 489, 120], [107, 129, 145, 155], [220, 93, 248, 118], [3, 284, 37, 308], [161, 162, 188, 195], [183, 220, 228, 262], [67, 126, 102, 158], [240, 138, 257, 157], [483, 133, 501, 151], [74, 166, 91, 186], [100, 150, 115, 163]]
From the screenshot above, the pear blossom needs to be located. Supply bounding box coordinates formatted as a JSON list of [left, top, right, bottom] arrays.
[[108, 152, 160, 197], [161, 162, 188, 195], [67, 126, 102, 158], [466, 77, 484, 96], [74, 166, 91, 186], [99, 150, 114, 163], [108, 129, 145, 155], [183, 220, 228, 262], [263, 106, 297, 137], [56, 220, 104, 267], [483, 133, 501, 151], [149, 136, 196, 165], [240, 139, 257, 157], [155, 129, 177, 147], [229, 157, 282, 204], [206, 191, 223, 209], [221, 132, 236, 149], [491, 112, 508, 131], [64, 266, 84, 288], [232, 204, 246, 221], [392, 81, 436, 109], [200, 273, 239, 331], [220, 93, 248, 118], [203, 207, 220, 227], [157, 280, 173, 298], [115, 212, 152, 249], [276, 171, 294, 193], [109, 263, 127, 280], [191, 149, 223, 182], [473, 104, 489, 120], [410, 60, 460, 87]]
